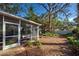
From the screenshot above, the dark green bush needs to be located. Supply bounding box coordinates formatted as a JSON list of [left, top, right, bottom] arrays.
[[66, 27, 79, 55], [67, 36, 79, 55], [67, 36, 79, 46], [72, 27, 79, 38], [74, 40, 79, 47], [67, 36, 75, 45]]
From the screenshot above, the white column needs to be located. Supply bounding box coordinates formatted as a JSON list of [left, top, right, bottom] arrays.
[[32, 26, 37, 40], [30, 25, 33, 40], [18, 20, 21, 45], [37, 26, 39, 40], [33, 27, 36, 39], [3, 16, 5, 50]]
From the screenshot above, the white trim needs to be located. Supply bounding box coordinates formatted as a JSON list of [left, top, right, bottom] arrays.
[[3, 16, 5, 50], [32, 26, 37, 39], [30, 25, 33, 40], [3, 21, 19, 50], [4, 21, 19, 25], [3, 43, 19, 50], [0, 11, 41, 26], [37, 26, 39, 40], [18, 20, 21, 45], [5, 35, 18, 37]]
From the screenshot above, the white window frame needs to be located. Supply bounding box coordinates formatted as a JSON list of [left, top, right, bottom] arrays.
[[3, 21, 20, 50]]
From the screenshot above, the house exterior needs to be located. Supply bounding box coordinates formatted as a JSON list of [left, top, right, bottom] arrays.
[[0, 11, 41, 50]]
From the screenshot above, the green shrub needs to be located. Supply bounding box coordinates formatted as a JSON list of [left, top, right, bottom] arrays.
[[43, 32, 53, 36], [26, 40, 33, 47], [34, 40, 42, 48], [72, 27, 79, 38], [67, 36, 79, 46], [67, 36, 79, 55], [67, 36, 75, 45], [43, 32, 59, 37], [66, 27, 79, 55], [52, 33, 59, 37], [74, 40, 79, 47], [26, 39, 42, 48]]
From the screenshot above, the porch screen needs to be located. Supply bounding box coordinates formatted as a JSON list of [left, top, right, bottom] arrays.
[[5, 23, 18, 45], [0, 21, 3, 50]]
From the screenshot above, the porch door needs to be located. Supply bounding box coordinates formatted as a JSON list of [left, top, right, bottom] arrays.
[[4, 22, 19, 50]]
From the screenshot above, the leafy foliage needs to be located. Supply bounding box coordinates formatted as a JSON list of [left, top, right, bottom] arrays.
[[26, 40, 33, 47], [42, 32, 59, 37], [33, 39, 42, 48], [67, 36, 75, 45], [25, 6, 40, 23], [40, 3, 71, 32], [0, 3, 21, 14], [26, 39, 42, 48], [67, 36, 79, 55]]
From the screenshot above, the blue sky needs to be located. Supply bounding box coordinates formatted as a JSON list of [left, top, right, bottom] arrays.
[[68, 4, 77, 22], [17, 3, 47, 16], [17, 3, 77, 22]]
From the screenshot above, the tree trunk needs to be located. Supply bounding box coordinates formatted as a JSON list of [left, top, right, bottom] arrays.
[[48, 4, 52, 32]]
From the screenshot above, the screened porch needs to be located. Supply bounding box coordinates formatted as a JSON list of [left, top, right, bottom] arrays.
[[0, 11, 41, 50]]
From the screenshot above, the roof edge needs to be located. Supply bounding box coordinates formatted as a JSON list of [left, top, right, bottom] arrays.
[[0, 11, 41, 26]]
